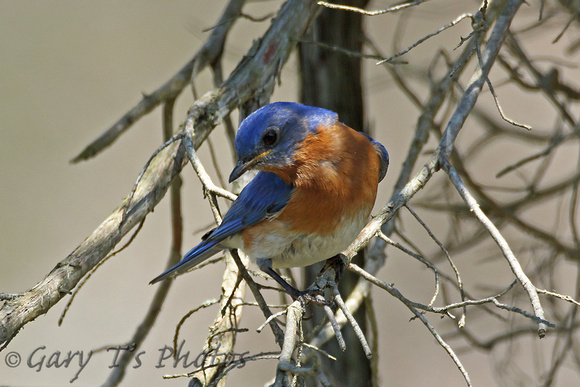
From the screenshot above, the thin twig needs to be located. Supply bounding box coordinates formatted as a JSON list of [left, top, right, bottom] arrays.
[[332, 286, 372, 358], [347, 264, 472, 385], [405, 205, 466, 326], [257, 310, 286, 333], [275, 301, 304, 385], [321, 301, 346, 351], [173, 299, 220, 353], [206, 136, 227, 189], [495, 134, 566, 177], [317, 0, 431, 16], [552, 12, 577, 44], [536, 288, 580, 307], [377, 231, 440, 307], [301, 343, 337, 361], [444, 164, 549, 337], [59, 220, 145, 327], [377, 14, 473, 65], [505, 33, 578, 129], [474, 41, 532, 130], [300, 39, 387, 62], [230, 250, 285, 347], [163, 351, 280, 380], [350, 262, 554, 326], [104, 97, 184, 386], [183, 134, 237, 204], [365, 294, 380, 387], [71, 0, 246, 162]]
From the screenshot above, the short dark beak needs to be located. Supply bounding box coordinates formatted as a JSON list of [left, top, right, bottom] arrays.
[[228, 150, 271, 183], [229, 160, 250, 183]]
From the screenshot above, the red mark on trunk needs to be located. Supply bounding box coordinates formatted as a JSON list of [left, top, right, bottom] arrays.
[[263, 41, 278, 64]]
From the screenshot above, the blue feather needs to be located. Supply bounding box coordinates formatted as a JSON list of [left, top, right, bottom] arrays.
[[151, 102, 388, 285], [232, 102, 338, 175], [360, 132, 389, 182], [150, 172, 293, 283]]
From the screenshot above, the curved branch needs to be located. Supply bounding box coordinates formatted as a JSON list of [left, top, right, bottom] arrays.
[[71, 0, 247, 163], [0, 0, 320, 348]]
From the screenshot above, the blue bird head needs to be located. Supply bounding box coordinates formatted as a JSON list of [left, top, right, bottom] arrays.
[[229, 102, 338, 183]]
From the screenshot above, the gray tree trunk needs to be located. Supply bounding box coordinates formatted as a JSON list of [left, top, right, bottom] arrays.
[[299, 1, 372, 385]]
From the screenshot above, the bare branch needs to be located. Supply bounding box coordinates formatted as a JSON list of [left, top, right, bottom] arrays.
[[317, 0, 432, 16], [332, 286, 372, 358], [187, 250, 247, 385], [348, 263, 472, 386], [377, 13, 473, 65], [482, 69, 532, 130], [405, 205, 466, 324], [71, 0, 247, 162], [537, 288, 580, 307], [377, 231, 441, 306], [0, 0, 320, 348], [444, 164, 549, 337], [440, 0, 524, 162], [275, 301, 304, 386]]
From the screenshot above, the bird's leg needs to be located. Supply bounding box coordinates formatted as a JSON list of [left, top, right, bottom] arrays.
[[257, 258, 303, 299], [257, 258, 325, 304]]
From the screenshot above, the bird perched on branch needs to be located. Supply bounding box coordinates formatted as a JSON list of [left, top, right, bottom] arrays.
[[151, 102, 388, 297]]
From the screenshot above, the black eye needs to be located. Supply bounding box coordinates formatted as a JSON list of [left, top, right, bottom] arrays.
[[262, 129, 278, 146]]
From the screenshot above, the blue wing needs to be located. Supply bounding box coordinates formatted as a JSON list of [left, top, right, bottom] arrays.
[[361, 133, 389, 182], [150, 171, 293, 284]]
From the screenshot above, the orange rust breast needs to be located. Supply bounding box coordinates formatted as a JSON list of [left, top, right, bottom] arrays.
[[268, 123, 381, 235]]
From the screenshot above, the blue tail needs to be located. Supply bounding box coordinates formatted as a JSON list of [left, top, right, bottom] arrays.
[[149, 241, 222, 284]]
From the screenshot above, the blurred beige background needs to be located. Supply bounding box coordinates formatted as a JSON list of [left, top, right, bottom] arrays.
[[1, 1, 579, 386]]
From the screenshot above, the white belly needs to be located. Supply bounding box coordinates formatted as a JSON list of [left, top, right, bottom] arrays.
[[233, 210, 370, 269]]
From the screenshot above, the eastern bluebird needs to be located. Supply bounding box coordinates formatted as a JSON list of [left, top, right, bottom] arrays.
[[151, 102, 388, 297]]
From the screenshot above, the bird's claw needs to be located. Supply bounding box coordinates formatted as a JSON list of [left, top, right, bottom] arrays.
[[289, 287, 332, 307]]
